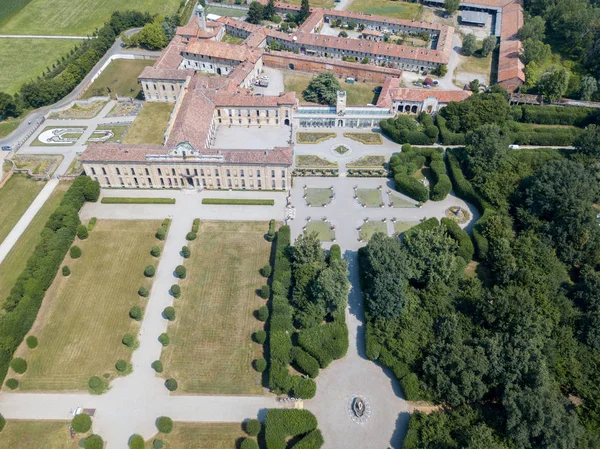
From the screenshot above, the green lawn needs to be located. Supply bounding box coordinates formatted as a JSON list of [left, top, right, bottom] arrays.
[[305, 187, 334, 207], [0, 118, 20, 138], [0, 38, 81, 94], [87, 125, 129, 143], [83, 59, 155, 99], [0, 420, 82, 449], [146, 423, 246, 449], [0, 182, 69, 310], [0, 175, 45, 246], [221, 33, 244, 45], [347, 0, 423, 20], [305, 220, 335, 242], [161, 221, 270, 394], [359, 221, 387, 241], [123, 102, 173, 145], [357, 188, 383, 207], [394, 220, 419, 235], [0, 0, 180, 35], [389, 191, 418, 208], [14, 220, 163, 391], [205, 5, 247, 18]]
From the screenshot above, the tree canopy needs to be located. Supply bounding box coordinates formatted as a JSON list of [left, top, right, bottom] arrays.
[[302, 72, 341, 105]]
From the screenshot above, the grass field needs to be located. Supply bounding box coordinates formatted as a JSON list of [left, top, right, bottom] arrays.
[[221, 33, 244, 45], [146, 423, 246, 449], [0, 420, 81, 449], [161, 221, 270, 395], [306, 220, 335, 242], [0, 175, 45, 246], [357, 188, 383, 207], [284, 71, 381, 106], [305, 188, 333, 207], [123, 102, 173, 145], [0, 182, 69, 309], [0, 38, 81, 94], [205, 5, 247, 18], [0, 118, 20, 138], [0, 0, 180, 35], [359, 221, 387, 241], [347, 0, 423, 20], [394, 221, 419, 234], [14, 220, 163, 391], [83, 59, 155, 99], [87, 125, 129, 143]]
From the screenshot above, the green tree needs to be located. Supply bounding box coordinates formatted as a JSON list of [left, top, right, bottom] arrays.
[[522, 39, 551, 64], [129, 435, 144, 449], [404, 226, 459, 286], [518, 15, 546, 42], [263, 0, 275, 20], [579, 76, 598, 100], [136, 22, 168, 50], [338, 30, 348, 38], [538, 66, 570, 102], [481, 36, 497, 56], [575, 124, 600, 159], [84, 435, 104, 449], [72, 414, 92, 433], [464, 124, 510, 181], [462, 34, 477, 56], [444, 0, 460, 15], [469, 79, 481, 92], [312, 259, 350, 317], [302, 72, 342, 105], [0, 92, 18, 118], [298, 0, 310, 23], [247, 1, 264, 24], [292, 231, 326, 266]]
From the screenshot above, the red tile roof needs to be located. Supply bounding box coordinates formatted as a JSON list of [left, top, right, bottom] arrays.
[[497, 1, 525, 90], [184, 38, 264, 63], [377, 78, 471, 107]]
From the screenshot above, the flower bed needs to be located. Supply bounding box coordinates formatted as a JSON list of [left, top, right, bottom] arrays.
[[297, 132, 336, 144], [343, 132, 383, 145]]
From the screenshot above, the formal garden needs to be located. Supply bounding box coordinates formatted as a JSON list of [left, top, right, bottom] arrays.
[[355, 187, 383, 208], [304, 187, 334, 207], [358, 219, 388, 242], [304, 219, 336, 242]]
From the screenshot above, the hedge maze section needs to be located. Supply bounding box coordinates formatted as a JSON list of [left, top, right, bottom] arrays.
[[161, 221, 271, 394]]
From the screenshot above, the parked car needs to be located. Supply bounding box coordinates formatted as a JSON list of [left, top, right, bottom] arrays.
[[509, 144, 520, 149], [433, 80, 439, 85], [1, 145, 11, 151]]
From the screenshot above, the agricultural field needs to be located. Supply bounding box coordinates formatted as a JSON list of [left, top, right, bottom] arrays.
[[0, 38, 82, 94], [123, 102, 174, 145], [0, 420, 81, 449], [347, 0, 423, 20], [12, 220, 163, 391], [145, 423, 246, 449], [0, 175, 45, 246], [0, 0, 180, 36], [83, 59, 155, 99], [161, 221, 271, 394]]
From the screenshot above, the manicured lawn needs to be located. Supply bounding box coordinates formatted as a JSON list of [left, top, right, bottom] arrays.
[[359, 221, 387, 241], [389, 191, 418, 208], [0, 0, 180, 35], [14, 220, 163, 391], [221, 33, 244, 45], [0, 118, 20, 138], [296, 132, 336, 144], [147, 423, 246, 449], [347, 0, 423, 20], [161, 221, 271, 394], [205, 5, 247, 18], [296, 155, 338, 168], [305, 220, 335, 242], [394, 221, 419, 235], [457, 40, 493, 75], [356, 188, 383, 207], [0, 174, 45, 246], [0, 38, 81, 94], [0, 182, 69, 308], [123, 102, 174, 145], [83, 59, 155, 99], [87, 125, 129, 143], [305, 187, 334, 207], [101, 197, 176, 204], [0, 420, 81, 449]]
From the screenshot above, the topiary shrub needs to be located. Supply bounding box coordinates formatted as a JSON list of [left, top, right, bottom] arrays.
[[129, 434, 144, 449], [175, 265, 186, 279], [259, 284, 270, 299], [84, 435, 104, 449], [192, 218, 200, 233], [138, 286, 149, 297], [171, 284, 181, 298], [129, 306, 142, 321], [329, 244, 342, 262], [70, 246, 82, 259], [122, 334, 135, 347], [253, 358, 267, 372], [266, 219, 276, 241], [240, 438, 259, 449], [88, 217, 97, 231], [156, 416, 173, 433], [181, 246, 191, 258], [163, 307, 175, 321], [244, 419, 261, 436], [186, 231, 197, 241], [5, 378, 18, 390], [26, 335, 38, 349], [72, 413, 92, 433], [165, 378, 178, 391], [293, 377, 317, 399], [144, 265, 155, 277], [156, 226, 167, 241], [10, 357, 27, 374], [159, 333, 170, 346], [88, 376, 106, 394], [253, 330, 267, 344], [151, 245, 161, 257], [115, 359, 127, 372], [152, 360, 163, 373], [77, 224, 89, 240], [260, 264, 271, 278], [153, 439, 164, 449], [62, 265, 71, 276], [257, 306, 269, 322]]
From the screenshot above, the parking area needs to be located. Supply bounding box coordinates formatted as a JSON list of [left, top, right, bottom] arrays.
[[253, 67, 285, 96]]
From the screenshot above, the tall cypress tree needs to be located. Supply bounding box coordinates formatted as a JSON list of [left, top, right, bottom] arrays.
[[264, 0, 276, 20], [299, 0, 310, 23]]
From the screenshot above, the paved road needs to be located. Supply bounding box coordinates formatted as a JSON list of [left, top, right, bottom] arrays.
[[0, 35, 91, 39]]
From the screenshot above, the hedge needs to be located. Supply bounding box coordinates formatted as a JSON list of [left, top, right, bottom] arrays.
[[129, 435, 145, 449], [292, 377, 316, 399], [100, 197, 176, 204], [202, 198, 275, 205], [245, 419, 261, 436], [404, 217, 439, 239], [291, 346, 320, 378], [380, 114, 438, 145], [156, 416, 173, 433], [507, 122, 583, 146], [192, 218, 200, 233], [72, 413, 92, 433], [88, 217, 97, 231], [445, 149, 492, 213], [429, 160, 451, 201], [441, 218, 474, 262], [265, 409, 320, 449], [297, 323, 348, 369], [293, 430, 325, 449], [329, 244, 342, 262], [436, 114, 465, 145], [513, 104, 598, 126], [394, 175, 428, 202]]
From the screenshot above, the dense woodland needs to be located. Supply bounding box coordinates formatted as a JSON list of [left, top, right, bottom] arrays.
[[360, 122, 600, 448]]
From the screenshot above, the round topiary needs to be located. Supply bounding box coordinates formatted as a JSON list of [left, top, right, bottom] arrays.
[[88, 376, 102, 390], [10, 357, 27, 374], [259, 284, 270, 299], [253, 330, 267, 344], [257, 306, 269, 322], [293, 377, 317, 399], [402, 143, 412, 152], [159, 333, 170, 346], [156, 227, 167, 241], [138, 286, 149, 297], [144, 265, 155, 277], [153, 439, 164, 449], [70, 246, 82, 259], [156, 416, 173, 433], [62, 265, 71, 276], [152, 360, 163, 373], [77, 224, 89, 240], [129, 434, 144, 449], [151, 245, 161, 257], [129, 306, 142, 321], [5, 378, 18, 390], [165, 378, 178, 391], [175, 265, 186, 279], [244, 419, 261, 436], [253, 358, 267, 373], [72, 413, 92, 433], [26, 335, 38, 349], [0, 413, 5, 432], [84, 435, 104, 449], [181, 246, 191, 258], [186, 231, 197, 241], [240, 438, 260, 449], [122, 334, 135, 347], [171, 284, 181, 298], [260, 265, 271, 278], [163, 306, 175, 321], [115, 359, 127, 372]]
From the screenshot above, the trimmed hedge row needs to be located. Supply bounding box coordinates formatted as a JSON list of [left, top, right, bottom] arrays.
[[265, 409, 322, 449], [390, 147, 447, 202], [297, 322, 348, 369], [508, 122, 583, 146], [436, 114, 466, 146], [0, 176, 99, 385], [100, 197, 175, 204], [394, 175, 428, 202], [429, 160, 451, 201], [380, 114, 438, 145], [445, 149, 492, 213], [510, 104, 598, 127], [404, 217, 439, 239], [201, 198, 275, 206], [441, 218, 474, 262], [290, 346, 320, 378]]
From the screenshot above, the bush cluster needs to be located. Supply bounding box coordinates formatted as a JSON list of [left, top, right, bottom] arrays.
[[72, 413, 92, 433], [390, 147, 445, 202], [171, 284, 181, 298], [436, 115, 466, 145], [297, 323, 348, 369], [129, 306, 142, 321], [264, 409, 322, 449], [0, 177, 98, 385], [156, 416, 173, 433], [329, 244, 342, 262], [175, 265, 186, 279], [156, 219, 170, 240], [163, 306, 175, 321], [508, 121, 583, 146], [511, 104, 598, 127], [70, 246, 82, 259], [76, 224, 88, 240], [380, 113, 438, 145], [26, 336, 38, 349], [441, 218, 474, 262], [445, 149, 491, 213], [429, 159, 452, 201], [151, 245, 161, 257], [291, 346, 320, 378]]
